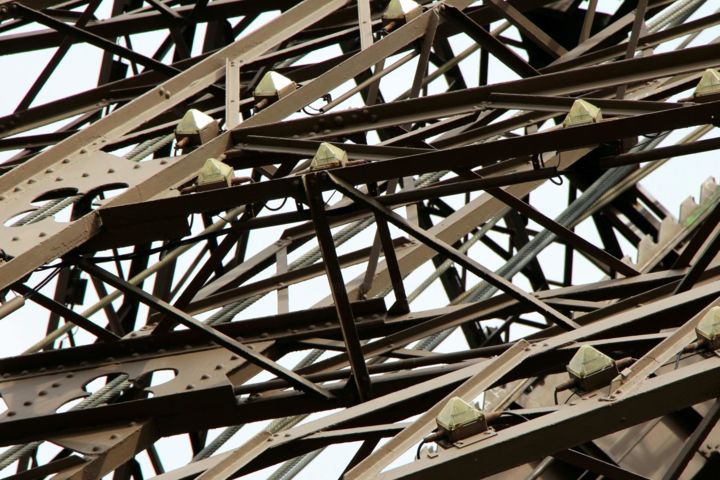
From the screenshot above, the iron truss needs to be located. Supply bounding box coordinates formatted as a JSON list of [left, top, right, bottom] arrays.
[[1, 0, 720, 478]]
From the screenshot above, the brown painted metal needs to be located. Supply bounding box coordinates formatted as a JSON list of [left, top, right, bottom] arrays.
[[1, 0, 720, 478]]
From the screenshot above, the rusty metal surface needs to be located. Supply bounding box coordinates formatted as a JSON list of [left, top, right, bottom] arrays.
[[1, 0, 720, 479]]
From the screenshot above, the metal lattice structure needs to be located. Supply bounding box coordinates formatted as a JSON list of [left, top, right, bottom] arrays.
[[2, 0, 720, 478]]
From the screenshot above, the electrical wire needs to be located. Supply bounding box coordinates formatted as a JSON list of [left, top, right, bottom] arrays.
[[500, 411, 531, 422], [26, 267, 61, 297], [415, 439, 427, 460], [265, 197, 289, 212]]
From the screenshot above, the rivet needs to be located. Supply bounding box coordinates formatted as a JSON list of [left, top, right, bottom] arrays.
[[27, 179, 35, 184], [133, 164, 140, 169], [56, 177, 63, 182], [186, 384, 194, 390], [38, 390, 47, 396], [201, 374, 210, 380], [215, 364, 223, 370], [51, 382, 60, 388], [230, 355, 238, 361], [38, 232, 46, 238], [11, 237, 18, 241], [66, 373, 74, 378], [80, 149, 87, 154], [7, 411, 15, 417], [82, 173, 89, 178], [45, 168, 53, 174], [13, 187, 21, 192], [110, 434, 118, 440], [62, 159, 70, 164], [23, 401, 31, 406], [92, 446, 101, 452]]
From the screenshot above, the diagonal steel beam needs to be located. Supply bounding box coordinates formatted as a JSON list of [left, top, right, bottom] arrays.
[[246, 0, 476, 126], [13, 3, 183, 79], [374, 213, 410, 315], [482, 183, 640, 277], [303, 173, 372, 401], [440, 4, 538, 78], [483, 0, 567, 58], [326, 172, 579, 330], [662, 399, 720, 480], [0, 0, 350, 295], [407, 10, 439, 102], [609, 298, 720, 397], [12, 284, 120, 342], [344, 340, 530, 479], [77, 259, 333, 399], [553, 449, 649, 480], [674, 224, 720, 294], [660, 398, 720, 480], [379, 356, 720, 479]]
